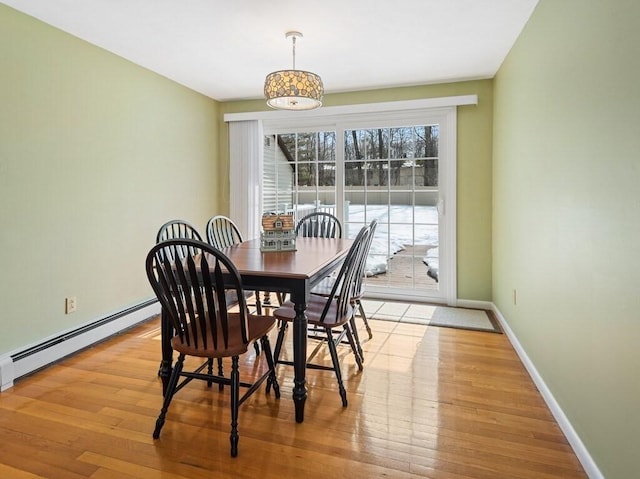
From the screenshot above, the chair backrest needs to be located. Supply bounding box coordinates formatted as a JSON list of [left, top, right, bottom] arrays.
[[353, 219, 378, 297], [146, 238, 251, 352], [206, 215, 243, 249], [156, 219, 203, 261], [295, 212, 342, 238], [318, 224, 372, 324]]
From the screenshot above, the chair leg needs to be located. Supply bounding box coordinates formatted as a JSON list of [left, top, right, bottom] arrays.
[[357, 300, 373, 340], [349, 315, 364, 362], [153, 353, 184, 439], [252, 291, 263, 357], [344, 323, 363, 371], [267, 322, 287, 394], [206, 359, 214, 388], [261, 335, 280, 398], [229, 356, 240, 457], [325, 328, 348, 407], [217, 358, 224, 391], [273, 322, 287, 364], [261, 291, 273, 308], [254, 291, 263, 315]]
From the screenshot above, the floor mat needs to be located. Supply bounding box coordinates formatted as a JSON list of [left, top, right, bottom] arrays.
[[364, 301, 502, 333]]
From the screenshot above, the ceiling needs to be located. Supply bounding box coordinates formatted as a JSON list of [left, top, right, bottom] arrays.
[[2, 0, 539, 102]]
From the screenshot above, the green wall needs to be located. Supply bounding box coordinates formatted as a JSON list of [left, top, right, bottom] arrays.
[[221, 80, 494, 302], [493, 1, 640, 477], [0, 5, 220, 354], [5, 0, 630, 475]]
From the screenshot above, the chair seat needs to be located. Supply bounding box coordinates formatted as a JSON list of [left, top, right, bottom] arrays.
[[273, 297, 353, 328], [171, 314, 276, 357]]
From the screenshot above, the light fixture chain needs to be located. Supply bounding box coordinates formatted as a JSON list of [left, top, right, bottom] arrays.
[[291, 35, 296, 70]]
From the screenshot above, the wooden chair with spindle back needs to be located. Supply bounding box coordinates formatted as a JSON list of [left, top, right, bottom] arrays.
[[145, 239, 280, 457], [271, 224, 372, 407]]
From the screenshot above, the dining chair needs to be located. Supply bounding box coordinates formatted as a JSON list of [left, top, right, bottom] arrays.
[[207, 215, 281, 313], [295, 211, 343, 239], [156, 220, 228, 381], [206, 215, 278, 358], [270, 224, 372, 407], [283, 210, 344, 306], [145, 238, 280, 457], [311, 219, 378, 360], [349, 219, 378, 342], [156, 219, 203, 259], [206, 215, 243, 251]]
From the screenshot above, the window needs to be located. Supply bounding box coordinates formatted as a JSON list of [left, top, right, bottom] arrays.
[[227, 96, 475, 304], [262, 108, 456, 304]]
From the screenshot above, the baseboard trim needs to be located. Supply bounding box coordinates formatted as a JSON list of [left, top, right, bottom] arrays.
[[491, 304, 604, 479], [0, 299, 160, 392]]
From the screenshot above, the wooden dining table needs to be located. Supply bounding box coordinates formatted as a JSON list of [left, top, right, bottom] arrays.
[[158, 236, 353, 423]]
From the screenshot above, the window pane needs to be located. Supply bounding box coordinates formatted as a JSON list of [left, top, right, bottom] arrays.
[[318, 162, 335, 187], [364, 128, 388, 159], [415, 191, 438, 220], [318, 131, 336, 162], [389, 158, 410, 188], [390, 194, 413, 225], [279, 133, 296, 158], [418, 124, 439, 158], [344, 129, 366, 161], [389, 127, 415, 159], [366, 159, 388, 187], [345, 160, 366, 187], [415, 223, 438, 249], [296, 133, 317, 162], [416, 158, 438, 187], [297, 162, 316, 187]]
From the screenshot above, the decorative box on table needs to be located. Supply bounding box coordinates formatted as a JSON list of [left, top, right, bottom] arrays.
[[260, 213, 296, 252]]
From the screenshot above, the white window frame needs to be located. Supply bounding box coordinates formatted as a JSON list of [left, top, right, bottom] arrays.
[[225, 96, 476, 305]]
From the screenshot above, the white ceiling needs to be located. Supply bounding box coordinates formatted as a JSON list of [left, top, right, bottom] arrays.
[[2, 0, 539, 102]]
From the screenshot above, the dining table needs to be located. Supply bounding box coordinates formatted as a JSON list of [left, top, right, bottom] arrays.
[[158, 236, 354, 423]]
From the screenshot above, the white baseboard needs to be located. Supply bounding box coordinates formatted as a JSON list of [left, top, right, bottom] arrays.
[[0, 300, 160, 392], [491, 304, 604, 479]]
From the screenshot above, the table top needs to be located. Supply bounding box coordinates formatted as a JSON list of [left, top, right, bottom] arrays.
[[219, 237, 353, 280]]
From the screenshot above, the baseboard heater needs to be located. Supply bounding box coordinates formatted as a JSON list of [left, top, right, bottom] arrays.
[[0, 299, 161, 391]]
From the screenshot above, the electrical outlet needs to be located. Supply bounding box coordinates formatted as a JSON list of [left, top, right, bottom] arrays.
[[65, 296, 77, 314]]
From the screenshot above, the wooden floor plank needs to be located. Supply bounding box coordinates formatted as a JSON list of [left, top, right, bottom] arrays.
[[0, 308, 587, 478]]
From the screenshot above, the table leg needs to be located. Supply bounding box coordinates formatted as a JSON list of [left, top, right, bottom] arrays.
[[292, 300, 308, 423], [158, 308, 173, 395]]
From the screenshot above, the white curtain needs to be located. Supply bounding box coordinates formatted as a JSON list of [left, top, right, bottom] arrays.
[[228, 120, 263, 240]]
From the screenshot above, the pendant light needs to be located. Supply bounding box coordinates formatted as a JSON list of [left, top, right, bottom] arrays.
[[264, 31, 324, 110]]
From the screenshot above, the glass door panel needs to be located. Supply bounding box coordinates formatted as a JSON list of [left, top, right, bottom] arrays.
[[264, 115, 448, 303], [345, 124, 440, 298]]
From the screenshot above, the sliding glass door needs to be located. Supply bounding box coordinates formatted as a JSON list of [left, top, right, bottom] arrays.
[[263, 108, 456, 304]]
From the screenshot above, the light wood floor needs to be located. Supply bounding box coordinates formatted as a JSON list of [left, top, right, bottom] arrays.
[[0, 302, 587, 478]]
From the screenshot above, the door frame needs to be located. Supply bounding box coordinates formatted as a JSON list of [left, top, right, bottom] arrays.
[[228, 96, 476, 305]]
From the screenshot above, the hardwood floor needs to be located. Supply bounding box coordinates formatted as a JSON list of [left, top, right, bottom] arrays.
[[0, 302, 587, 478]]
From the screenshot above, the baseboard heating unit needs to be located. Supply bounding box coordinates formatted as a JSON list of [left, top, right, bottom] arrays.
[[0, 299, 160, 391]]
